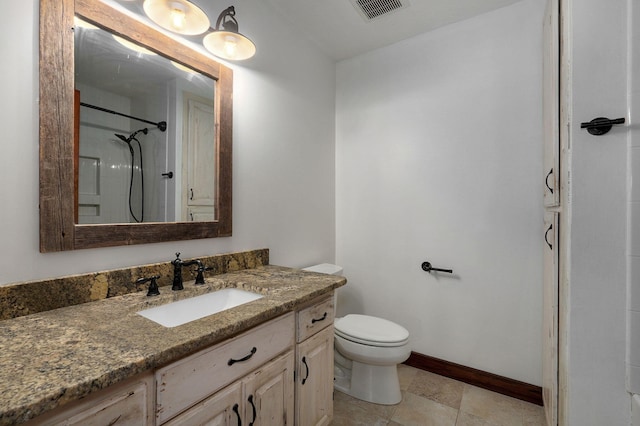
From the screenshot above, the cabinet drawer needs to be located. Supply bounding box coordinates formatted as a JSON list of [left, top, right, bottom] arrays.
[[156, 312, 295, 424], [25, 374, 153, 426], [297, 295, 334, 343]]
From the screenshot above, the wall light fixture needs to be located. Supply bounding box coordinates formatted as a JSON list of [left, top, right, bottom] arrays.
[[140, 1, 256, 60], [204, 6, 256, 61]]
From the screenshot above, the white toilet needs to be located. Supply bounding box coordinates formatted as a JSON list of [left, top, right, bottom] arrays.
[[302, 264, 411, 405]]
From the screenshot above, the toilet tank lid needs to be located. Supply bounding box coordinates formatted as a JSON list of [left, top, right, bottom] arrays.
[[335, 314, 409, 343], [302, 263, 343, 275]]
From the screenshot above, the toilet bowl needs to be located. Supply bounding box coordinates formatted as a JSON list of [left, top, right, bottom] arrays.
[[302, 264, 411, 405]]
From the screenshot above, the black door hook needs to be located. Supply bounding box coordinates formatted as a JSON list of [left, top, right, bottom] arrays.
[[580, 117, 625, 135]]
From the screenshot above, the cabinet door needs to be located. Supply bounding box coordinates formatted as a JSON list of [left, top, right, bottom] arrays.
[[296, 326, 334, 426], [542, 211, 559, 426], [243, 351, 295, 426], [543, 0, 560, 207], [163, 382, 242, 426]]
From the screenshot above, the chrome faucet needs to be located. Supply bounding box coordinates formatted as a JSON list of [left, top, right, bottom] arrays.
[[171, 252, 206, 290]]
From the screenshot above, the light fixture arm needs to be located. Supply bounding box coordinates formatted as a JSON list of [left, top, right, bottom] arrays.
[[215, 6, 239, 32]]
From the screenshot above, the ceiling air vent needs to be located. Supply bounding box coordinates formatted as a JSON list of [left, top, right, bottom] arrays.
[[350, 0, 409, 21]]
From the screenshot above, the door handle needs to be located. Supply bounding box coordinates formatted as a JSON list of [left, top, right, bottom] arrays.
[[248, 395, 257, 426], [580, 117, 625, 135], [545, 223, 553, 250], [301, 356, 309, 385], [545, 168, 554, 194], [232, 403, 242, 426]]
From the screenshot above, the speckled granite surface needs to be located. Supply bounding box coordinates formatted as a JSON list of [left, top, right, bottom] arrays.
[[0, 264, 346, 425], [0, 249, 269, 320]]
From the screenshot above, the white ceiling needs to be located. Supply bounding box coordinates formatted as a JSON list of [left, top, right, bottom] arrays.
[[261, 0, 524, 61]]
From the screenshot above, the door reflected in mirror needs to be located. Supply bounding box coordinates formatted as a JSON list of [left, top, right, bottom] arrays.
[[74, 19, 216, 224]]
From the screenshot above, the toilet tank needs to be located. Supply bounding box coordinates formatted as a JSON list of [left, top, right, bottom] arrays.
[[302, 263, 343, 275], [303, 263, 343, 316]]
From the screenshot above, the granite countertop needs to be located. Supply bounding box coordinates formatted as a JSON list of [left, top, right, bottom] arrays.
[[0, 265, 346, 425]]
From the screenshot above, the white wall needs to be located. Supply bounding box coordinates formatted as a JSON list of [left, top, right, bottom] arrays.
[[565, 0, 631, 423], [336, 0, 545, 386], [0, 0, 336, 286]]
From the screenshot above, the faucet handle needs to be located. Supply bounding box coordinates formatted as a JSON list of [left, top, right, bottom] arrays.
[[136, 275, 161, 296], [194, 263, 213, 285]]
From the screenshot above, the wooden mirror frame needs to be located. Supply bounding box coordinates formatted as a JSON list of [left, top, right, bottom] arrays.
[[39, 0, 232, 252]]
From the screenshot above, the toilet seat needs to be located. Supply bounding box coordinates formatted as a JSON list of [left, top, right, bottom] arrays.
[[335, 314, 409, 347]]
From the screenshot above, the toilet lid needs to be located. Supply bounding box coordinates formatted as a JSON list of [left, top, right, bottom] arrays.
[[334, 314, 409, 345]]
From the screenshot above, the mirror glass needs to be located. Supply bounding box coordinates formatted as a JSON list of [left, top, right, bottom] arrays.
[[74, 19, 215, 224]]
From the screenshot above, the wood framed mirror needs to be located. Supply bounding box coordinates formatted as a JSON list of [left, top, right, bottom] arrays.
[[39, 0, 232, 252]]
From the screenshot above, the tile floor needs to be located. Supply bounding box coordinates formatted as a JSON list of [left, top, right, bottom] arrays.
[[331, 364, 546, 426]]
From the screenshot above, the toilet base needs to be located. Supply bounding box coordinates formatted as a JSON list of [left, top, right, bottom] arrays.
[[334, 356, 402, 405]]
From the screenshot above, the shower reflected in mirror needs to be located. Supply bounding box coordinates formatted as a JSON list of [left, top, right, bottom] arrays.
[[74, 19, 216, 224], [114, 127, 148, 223]]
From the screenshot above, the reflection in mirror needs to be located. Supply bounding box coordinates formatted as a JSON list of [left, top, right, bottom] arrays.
[[74, 19, 215, 224]]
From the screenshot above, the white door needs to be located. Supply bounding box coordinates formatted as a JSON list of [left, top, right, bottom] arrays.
[[182, 92, 216, 221]]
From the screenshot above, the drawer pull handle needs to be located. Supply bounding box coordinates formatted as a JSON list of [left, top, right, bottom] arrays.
[[248, 394, 257, 426], [311, 312, 327, 324], [228, 347, 257, 366], [233, 403, 242, 426], [302, 356, 310, 385]]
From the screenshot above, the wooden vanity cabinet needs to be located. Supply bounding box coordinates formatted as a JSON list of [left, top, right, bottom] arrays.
[[156, 312, 295, 425], [295, 295, 335, 426], [23, 294, 338, 426]]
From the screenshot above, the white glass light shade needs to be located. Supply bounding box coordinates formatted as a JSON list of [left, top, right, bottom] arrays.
[[143, 0, 210, 35], [203, 31, 256, 60]]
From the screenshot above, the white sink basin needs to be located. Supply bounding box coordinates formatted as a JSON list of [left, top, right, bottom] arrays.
[[137, 288, 263, 328]]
